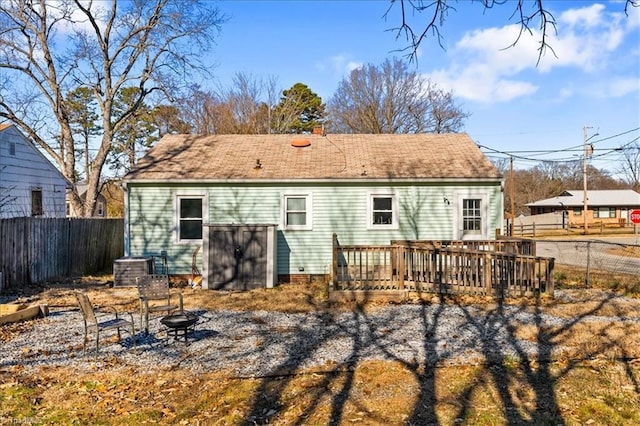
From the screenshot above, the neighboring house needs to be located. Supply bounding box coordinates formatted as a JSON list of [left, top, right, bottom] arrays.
[[0, 123, 69, 218], [123, 133, 503, 288], [525, 189, 640, 227], [66, 183, 108, 217]]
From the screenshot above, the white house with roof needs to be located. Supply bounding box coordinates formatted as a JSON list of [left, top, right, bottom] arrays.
[[66, 183, 108, 218], [123, 133, 504, 289], [525, 189, 640, 227], [0, 123, 69, 218]]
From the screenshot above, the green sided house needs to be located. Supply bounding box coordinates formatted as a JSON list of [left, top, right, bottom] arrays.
[[122, 133, 503, 290]]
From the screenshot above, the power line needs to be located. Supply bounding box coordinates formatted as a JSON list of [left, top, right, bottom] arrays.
[[477, 127, 640, 166]]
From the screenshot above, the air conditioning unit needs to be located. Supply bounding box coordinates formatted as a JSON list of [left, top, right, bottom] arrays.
[[113, 257, 154, 287]]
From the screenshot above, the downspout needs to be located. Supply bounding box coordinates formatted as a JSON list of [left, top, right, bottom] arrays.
[[122, 181, 130, 257]]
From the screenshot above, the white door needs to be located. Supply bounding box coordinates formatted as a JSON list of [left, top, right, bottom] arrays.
[[454, 191, 489, 240]]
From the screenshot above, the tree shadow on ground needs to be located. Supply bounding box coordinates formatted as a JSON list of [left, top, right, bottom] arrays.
[[233, 290, 639, 425]]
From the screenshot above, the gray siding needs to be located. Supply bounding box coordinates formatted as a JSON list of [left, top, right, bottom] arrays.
[[126, 182, 502, 276], [0, 126, 68, 218]]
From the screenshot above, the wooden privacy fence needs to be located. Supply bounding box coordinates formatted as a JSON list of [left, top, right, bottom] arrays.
[[332, 235, 554, 297], [0, 218, 123, 292]]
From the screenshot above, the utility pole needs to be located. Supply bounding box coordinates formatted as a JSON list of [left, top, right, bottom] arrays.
[[510, 156, 515, 237], [583, 126, 589, 234], [582, 126, 597, 234]]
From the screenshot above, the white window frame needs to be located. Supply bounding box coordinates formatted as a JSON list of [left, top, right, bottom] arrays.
[[174, 193, 208, 243], [96, 200, 105, 217], [453, 190, 489, 240], [593, 207, 616, 218], [281, 193, 313, 231], [367, 192, 398, 230], [461, 198, 482, 234]]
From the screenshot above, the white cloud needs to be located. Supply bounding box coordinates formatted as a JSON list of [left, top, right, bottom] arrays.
[[625, 4, 640, 30], [325, 55, 363, 76], [427, 66, 537, 103], [558, 3, 606, 28], [430, 3, 638, 104], [602, 77, 640, 97], [46, 0, 108, 35], [536, 4, 628, 72], [346, 61, 363, 72]]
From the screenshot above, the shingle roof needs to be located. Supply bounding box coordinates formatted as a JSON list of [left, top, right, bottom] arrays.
[[124, 133, 501, 182], [526, 189, 640, 207]]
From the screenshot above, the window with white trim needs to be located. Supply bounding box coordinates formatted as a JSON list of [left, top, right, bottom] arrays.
[[594, 207, 615, 218], [96, 201, 105, 217], [283, 194, 312, 230], [462, 198, 482, 233], [177, 196, 204, 241], [368, 193, 398, 229]]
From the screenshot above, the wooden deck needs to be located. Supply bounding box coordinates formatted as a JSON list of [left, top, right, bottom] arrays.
[[331, 235, 553, 298]]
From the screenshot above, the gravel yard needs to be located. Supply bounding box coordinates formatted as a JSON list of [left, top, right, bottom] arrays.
[[3, 289, 640, 377]]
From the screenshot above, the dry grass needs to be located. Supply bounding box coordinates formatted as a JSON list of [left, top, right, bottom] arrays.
[[2, 360, 639, 425], [1, 274, 640, 425], [609, 245, 640, 259]]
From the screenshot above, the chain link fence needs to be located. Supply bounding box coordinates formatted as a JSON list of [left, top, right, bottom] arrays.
[[536, 238, 640, 287]]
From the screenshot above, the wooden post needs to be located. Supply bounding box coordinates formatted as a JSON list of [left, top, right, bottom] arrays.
[[484, 252, 492, 296], [332, 233, 338, 291], [397, 245, 405, 290], [546, 258, 555, 297]]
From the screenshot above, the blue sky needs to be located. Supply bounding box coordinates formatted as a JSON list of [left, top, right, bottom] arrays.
[[208, 1, 640, 177]]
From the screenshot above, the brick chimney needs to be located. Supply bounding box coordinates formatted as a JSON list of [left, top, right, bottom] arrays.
[[312, 125, 325, 136]]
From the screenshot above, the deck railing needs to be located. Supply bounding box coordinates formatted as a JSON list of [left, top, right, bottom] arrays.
[[332, 235, 554, 297]]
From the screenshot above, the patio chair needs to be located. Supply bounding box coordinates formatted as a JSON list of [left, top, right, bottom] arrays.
[[74, 292, 136, 359], [136, 274, 183, 334]]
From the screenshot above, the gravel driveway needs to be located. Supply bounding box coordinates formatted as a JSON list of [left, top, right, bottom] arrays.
[[3, 292, 639, 377]]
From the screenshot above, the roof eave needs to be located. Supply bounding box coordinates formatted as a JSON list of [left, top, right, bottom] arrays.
[[123, 177, 503, 185]]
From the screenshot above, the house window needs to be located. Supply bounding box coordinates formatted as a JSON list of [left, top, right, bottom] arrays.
[[368, 193, 398, 229], [573, 207, 582, 216], [177, 196, 203, 241], [282, 194, 312, 230], [9, 142, 16, 156], [462, 198, 482, 233], [594, 207, 615, 218], [96, 201, 104, 217], [31, 188, 43, 216]]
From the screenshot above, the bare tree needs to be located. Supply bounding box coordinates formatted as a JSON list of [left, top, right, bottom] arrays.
[[179, 73, 287, 135], [0, 0, 225, 216], [327, 58, 468, 134], [151, 105, 190, 137], [180, 85, 218, 135], [385, 0, 639, 62], [213, 73, 268, 134], [617, 141, 640, 190]]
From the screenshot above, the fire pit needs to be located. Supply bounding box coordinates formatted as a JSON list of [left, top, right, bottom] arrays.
[[160, 312, 198, 343]]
